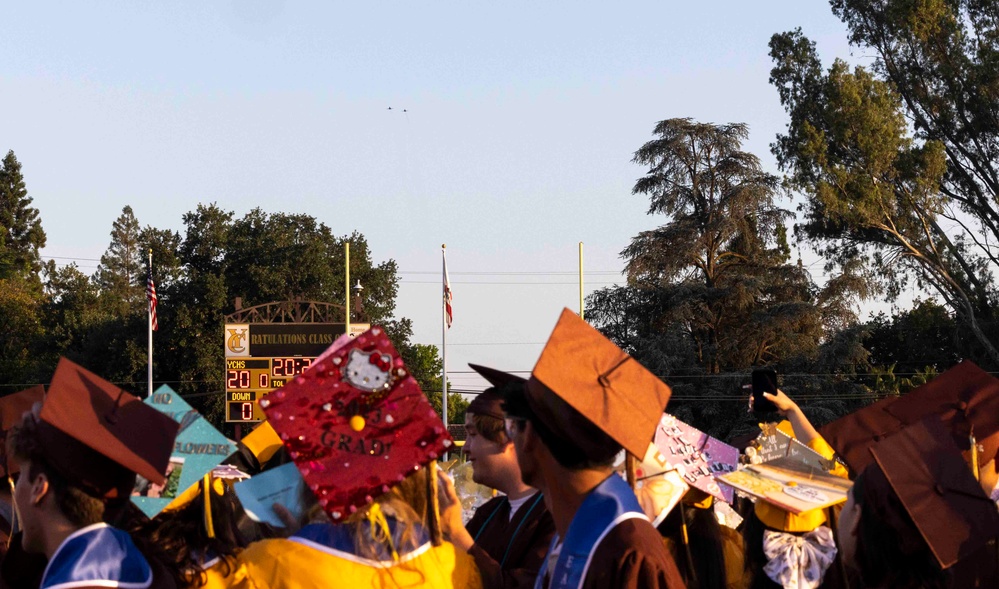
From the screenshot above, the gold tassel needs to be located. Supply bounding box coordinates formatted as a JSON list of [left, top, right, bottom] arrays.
[[625, 454, 637, 489], [366, 503, 399, 561], [970, 430, 980, 481], [203, 474, 215, 539], [6, 476, 15, 548], [426, 460, 442, 546]]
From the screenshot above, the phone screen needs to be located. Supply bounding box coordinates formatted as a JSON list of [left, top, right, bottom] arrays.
[[752, 368, 779, 414]]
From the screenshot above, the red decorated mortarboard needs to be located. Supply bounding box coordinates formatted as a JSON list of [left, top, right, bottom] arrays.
[[260, 326, 452, 521]]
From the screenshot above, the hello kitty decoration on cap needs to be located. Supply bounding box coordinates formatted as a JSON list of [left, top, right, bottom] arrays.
[[259, 326, 453, 521]]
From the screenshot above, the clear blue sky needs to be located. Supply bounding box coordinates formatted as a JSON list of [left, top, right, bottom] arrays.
[[2, 2, 870, 391]]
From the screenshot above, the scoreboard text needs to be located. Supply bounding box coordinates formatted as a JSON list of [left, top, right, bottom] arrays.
[[224, 322, 369, 423], [225, 357, 314, 422]]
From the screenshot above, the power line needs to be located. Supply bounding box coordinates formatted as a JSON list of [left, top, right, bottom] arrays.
[[400, 271, 622, 276], [401, 280, 621, 285]]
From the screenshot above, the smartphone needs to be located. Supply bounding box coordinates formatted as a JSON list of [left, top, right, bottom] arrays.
[[752, 368, 779, 414]]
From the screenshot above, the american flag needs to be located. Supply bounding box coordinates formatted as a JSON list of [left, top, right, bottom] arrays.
[[443, 248, 453, 329], [147, 267, 158, 332]]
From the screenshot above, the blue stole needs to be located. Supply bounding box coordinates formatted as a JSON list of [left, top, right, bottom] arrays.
[[42, 523, 152, 589], [535, 474, 647, 589]]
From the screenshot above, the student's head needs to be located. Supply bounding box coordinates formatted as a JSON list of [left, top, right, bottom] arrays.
[[502, 383, 622, 487], [500, 309, 671, 490], [463, 388, 524, 493], [7, 412, 104, 553], [839, 465, 947, 589], [8, 359, 181, 556], [130, 479, 251, 588]]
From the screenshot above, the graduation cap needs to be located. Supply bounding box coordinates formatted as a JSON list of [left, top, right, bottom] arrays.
[[36, 358, 180, 501], [526, 308, 673, 459], [260, 326, 452, 521], [821, 361, 999, 474], [467, 364, 525, 421], [866, 416, 999, 569], [131, 385, 237, 517], [0, 386, 45, 478], [885, 360, 999, 454], [818, 397, 902, 474]]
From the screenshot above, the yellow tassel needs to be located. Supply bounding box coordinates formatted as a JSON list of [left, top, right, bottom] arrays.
[[203, 474, 215, 539], [427, 460, 442, 546], [6, 476, 15, 548], [366, 503, 399, 561]]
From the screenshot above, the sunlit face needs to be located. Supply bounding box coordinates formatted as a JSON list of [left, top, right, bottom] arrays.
[[837, 484, 861, 568], [462, 414, 513, 488]]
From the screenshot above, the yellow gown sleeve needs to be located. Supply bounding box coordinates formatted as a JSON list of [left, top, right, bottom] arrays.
[[805, 436, 850, 479]]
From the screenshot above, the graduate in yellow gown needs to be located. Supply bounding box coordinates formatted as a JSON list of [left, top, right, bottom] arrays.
[[231, 327, 482, 589], [234, 467, 482, 589]]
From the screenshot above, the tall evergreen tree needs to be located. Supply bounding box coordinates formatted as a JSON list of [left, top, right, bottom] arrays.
[[94, 206, 144, 314], [0, 150, 46, 283]]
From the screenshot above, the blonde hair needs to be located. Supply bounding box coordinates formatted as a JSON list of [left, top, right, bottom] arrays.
[[344, 462, 443, 561]]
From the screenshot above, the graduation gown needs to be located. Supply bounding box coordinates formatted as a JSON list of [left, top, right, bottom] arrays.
[[233, 522, 483, 589], [465, 493, 555, 589], [537, 475, 686, 589], [184, 555, 244, 589], [576, 519, 687, 589]]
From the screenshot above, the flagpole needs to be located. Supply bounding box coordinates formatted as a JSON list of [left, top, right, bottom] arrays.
[[148, 249, 153, 398], [441, 244, 448, 433], [579, 242, 584, 320], [345, 242, 351, 336]]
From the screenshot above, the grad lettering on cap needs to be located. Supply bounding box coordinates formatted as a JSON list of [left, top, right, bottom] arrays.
[[261, 326, 452, 521], [131, 385, 235, 517]]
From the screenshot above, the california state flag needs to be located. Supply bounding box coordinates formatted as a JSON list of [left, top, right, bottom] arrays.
[[443, 247, 453, 329]]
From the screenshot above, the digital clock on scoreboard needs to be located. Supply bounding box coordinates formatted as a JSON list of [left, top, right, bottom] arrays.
[[224, 357, 316, 422]]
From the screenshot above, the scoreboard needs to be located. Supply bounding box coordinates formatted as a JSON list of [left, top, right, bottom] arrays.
[[224, 322, 369, 423], [225, 357, 315, 422]]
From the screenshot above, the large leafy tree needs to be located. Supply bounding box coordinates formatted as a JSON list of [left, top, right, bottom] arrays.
[[614, 118, 824, 373], [769, 0, 999, 366], [587, 119, 865, 439]]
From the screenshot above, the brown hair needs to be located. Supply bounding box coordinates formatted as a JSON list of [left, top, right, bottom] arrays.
[[470, 413, 508, 445], [7, 414, 104, 528]]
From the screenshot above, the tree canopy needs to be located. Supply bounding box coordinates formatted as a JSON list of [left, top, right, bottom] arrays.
[[0, 171, 449, 430], [587, 119, 867, 439], [769, 0, 999, 367]]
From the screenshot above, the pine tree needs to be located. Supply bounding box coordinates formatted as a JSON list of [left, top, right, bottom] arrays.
[[94, 206, 144, 314], [0, 150, 46, 283]]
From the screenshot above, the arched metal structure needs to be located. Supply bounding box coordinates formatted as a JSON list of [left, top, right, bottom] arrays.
[[225, 300, 347, 324]]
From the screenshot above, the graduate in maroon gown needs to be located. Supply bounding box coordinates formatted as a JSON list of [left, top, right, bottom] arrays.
[[439, 365, 555, 589], [838, 417, 999, 588], [501, 309, 686, 589]]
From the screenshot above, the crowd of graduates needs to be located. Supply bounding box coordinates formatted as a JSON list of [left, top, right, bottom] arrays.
[[0, 308, 995, 589]]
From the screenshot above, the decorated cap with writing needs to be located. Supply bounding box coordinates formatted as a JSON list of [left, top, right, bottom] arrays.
[[260, 326, 452, 521], [132, 385, 237, 517]]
